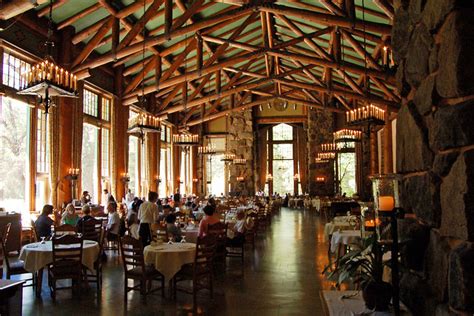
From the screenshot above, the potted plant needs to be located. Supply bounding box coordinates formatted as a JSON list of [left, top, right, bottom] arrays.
[[323, 234, 393, 313]]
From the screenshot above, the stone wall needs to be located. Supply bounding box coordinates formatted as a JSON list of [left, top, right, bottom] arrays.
[[308, 108, 335, 196], [227, 110, 255, 196], [393, 1, 474, 314]]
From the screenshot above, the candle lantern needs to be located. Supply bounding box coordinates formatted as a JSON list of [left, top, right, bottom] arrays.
[[370, 173, 401, 239]]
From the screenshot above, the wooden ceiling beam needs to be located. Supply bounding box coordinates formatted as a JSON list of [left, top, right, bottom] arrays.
[[320, 0, 347, 16], [57, 3, 102, 30], [117, 0, 164, 51], [171, 0, 205, 31], [340, 29, 383, 71], [373, 0, 394, 20], [259, 3, 392, 35], [37, 0, 67, 17], [72, 17, 113, 68], [73, 5, 255, 73]]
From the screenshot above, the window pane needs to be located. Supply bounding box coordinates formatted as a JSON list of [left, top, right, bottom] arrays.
[[140, 140, 147, 196], [166, 126, 171, 143], [273, 144, 293, 160], [83, 89, 98, 117], [81, 123, 99, 203], [272, 160, 294, 196], [3, 53, 30, 90], [101, 129, 109, 178], [0, 97, 30, 222], [101, 97, 110, 121], [159, 148, 167, 197], [161, 126, 166, 141], [338, 152, 357, 196], [272, 123, 293, 141], [128, 136, 139, 197], [207, 154, 225, 196], [36, 110, 49, 173]]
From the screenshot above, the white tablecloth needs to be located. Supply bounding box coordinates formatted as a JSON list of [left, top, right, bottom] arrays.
[[19, 240, 100, 272], [330, 230, 361, 253], [324, 216, 358, 241], [144, 242, 196, 282], [322, 290, 411, 316], [312, 198, 321, 211]]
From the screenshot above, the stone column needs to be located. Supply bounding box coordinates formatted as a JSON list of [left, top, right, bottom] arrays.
[[228, 110, 254, 196], [307, 108, 335, 196], [393, 2, 474, 315]]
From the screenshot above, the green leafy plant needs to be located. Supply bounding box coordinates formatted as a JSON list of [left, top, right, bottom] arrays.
[[323, 234, 387, 288]]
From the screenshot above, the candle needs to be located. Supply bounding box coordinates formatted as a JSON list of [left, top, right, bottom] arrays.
[[378, 196, 394, 211]]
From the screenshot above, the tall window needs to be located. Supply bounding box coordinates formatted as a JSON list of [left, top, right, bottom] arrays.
[[128, 136, 139, 197], [337, 152, 356, 196], [179, 150, 193, 195], [0, 97, 30, 218], [266, 124, 295, 195], [81, 87, 111, 204], [205, 137, 226, 196], [2, 52, 30, 89], [159, 124, 172, 197], [35, 110, 50, 211]]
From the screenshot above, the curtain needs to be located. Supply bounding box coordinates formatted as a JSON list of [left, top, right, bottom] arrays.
[[48, 104, 61, 209]]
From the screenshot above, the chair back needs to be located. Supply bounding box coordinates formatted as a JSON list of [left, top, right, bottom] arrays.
[[194, 235, 217, 273], [120, 235, 146, 274], [0, 223, 12, 269], [30, 219, 39, 242], [151, 223, 168, 241], [80, 218, 102, 241], [54, 224, 77, 236], [51, 234, 84, 274], [207, 222, 227, 241]]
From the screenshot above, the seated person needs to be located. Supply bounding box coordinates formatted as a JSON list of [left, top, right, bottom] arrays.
[[106, 202, 120, 240], [227, 210, 246, 246], [76, 204, 93, 230], [165, 213, 182, 242], [35, 204, 54, 239], [61, 203, 79, 226], [198, 205, 220, 237], [81, 191, 91, 205], [128, 213, 140, 240], [157, 204, 172, 223]]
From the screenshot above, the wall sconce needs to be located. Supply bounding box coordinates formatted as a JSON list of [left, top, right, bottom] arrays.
[[192, 178, 199, 183], [266, 173, 273, 183], [293, 173, 300, 182], [121, 173, 130, 183], [237, 176, 245, 182], [316, 176, 326, 182], [66, 168, 80, 180]]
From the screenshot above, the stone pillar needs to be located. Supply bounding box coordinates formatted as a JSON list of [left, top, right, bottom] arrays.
[[307, 108, 334, 196], [228, 110, 254, 196], [393, 2, 474, 315]]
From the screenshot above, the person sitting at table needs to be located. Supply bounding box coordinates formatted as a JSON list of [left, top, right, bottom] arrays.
[[173, 189, 181, 207], [36, 204, 54, 238], [227, 210, 246, 246], [81, 191, 91, 205], [127, 213, 140, 240], [198, 205, 220, 237], [138, 191, 159, 246], [106, 202, 120, 240], [61, 203, 79, 226], [165, 213, 182, 242], [157, 204, 172, 223], [76, 204, 93, 230]]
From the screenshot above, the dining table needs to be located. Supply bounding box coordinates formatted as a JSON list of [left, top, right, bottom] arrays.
[[143, 242, 196, 283], [19, 240, 100, 296]]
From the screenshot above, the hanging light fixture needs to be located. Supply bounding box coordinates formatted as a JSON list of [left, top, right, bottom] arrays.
[[233, 158, 247, 165], [127, 0, 161, 141], [198, 142, 217, 155], [333, 128, 362, 143], [173, 21, 199, 148], [317, 152, 336, 160], [343, 1, 385, 128], [319, 143, 337, 153], [18, 0, 78, 114]]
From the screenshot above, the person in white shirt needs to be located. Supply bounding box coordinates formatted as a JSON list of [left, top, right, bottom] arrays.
[[138, 191, 159, 246], [106, 202, 120, 239], [128, 213, 140, 240]]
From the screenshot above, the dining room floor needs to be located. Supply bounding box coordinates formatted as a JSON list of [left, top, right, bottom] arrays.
[[11, 207, 334, 315]]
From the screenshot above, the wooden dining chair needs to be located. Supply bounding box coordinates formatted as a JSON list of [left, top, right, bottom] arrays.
[[172, 235, 217, 310], [79, 218, 102, 242], [244, 213, 257, 249], [54, 224, 77, 236], [30, 219, 39, 242], [120, 235, 165, 299], [84, 229, 105, 291], [1, 223, 36, 287], [151, 223, 168, 242], [207, 222, 227, 269], [48, 234, 83, 299]]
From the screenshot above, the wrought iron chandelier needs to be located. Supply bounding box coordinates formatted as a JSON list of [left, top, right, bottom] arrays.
[[18, 0, 78, 114]]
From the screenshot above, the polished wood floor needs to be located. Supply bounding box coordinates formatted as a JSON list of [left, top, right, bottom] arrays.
[[15, 208, 333, 315]]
